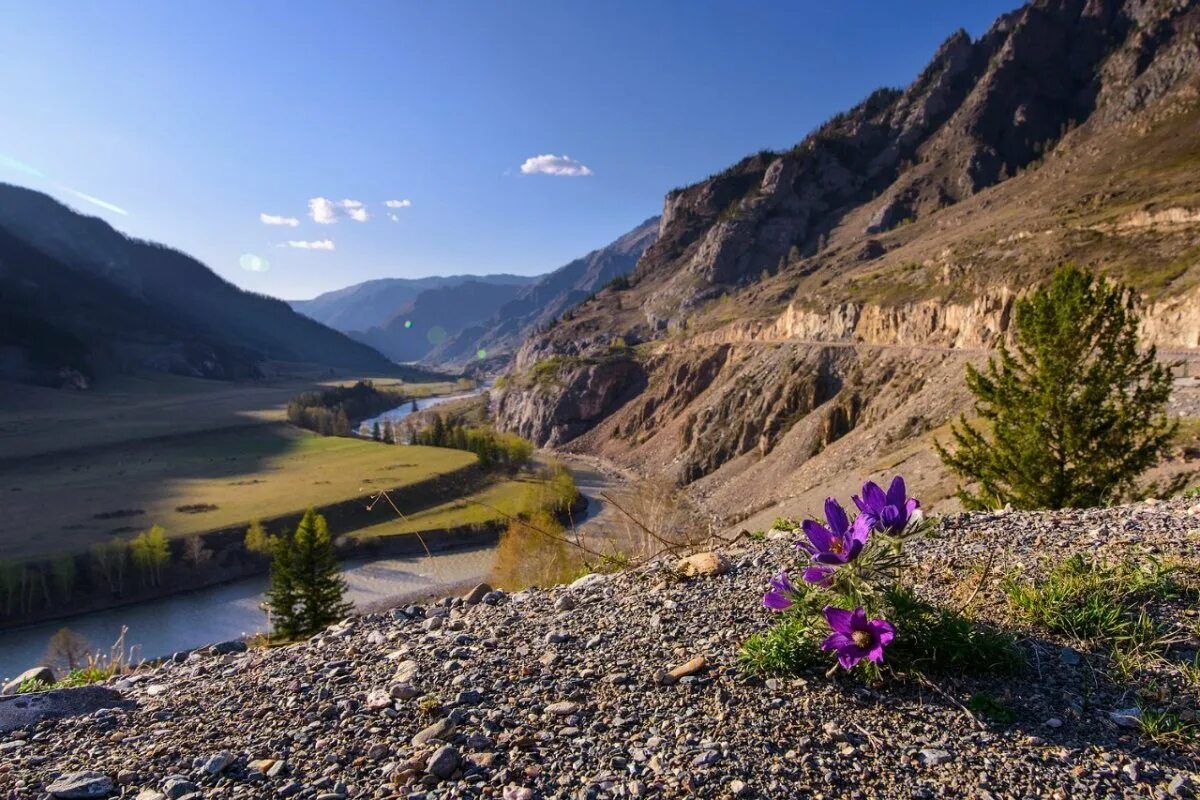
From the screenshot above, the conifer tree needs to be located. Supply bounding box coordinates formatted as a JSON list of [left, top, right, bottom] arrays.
[[937, 265, 1175, 510], [372, 421, 382, 441], [267, 508, 351, 639]]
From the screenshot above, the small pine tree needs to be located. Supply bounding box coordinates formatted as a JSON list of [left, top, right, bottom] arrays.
[[937, 264, 1175, 510], [267, 508, 351, 639], [372, 421, 382, 441]]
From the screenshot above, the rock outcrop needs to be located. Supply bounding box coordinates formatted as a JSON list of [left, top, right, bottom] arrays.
[[494, 0, 1200, 527]]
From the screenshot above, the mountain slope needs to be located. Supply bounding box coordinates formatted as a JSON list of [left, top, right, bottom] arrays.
[[428, 217, 660, 367], [0, 183, 404, 383], [290, 273, 538, 332], [494, 0, 1200, 529], [349, 280, 532, 363]]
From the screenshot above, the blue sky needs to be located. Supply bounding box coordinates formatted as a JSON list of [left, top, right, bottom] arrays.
[[0, 1, 1018, 299]]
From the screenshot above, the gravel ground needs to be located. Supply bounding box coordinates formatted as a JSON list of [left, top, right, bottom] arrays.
[[3, 500, 1199, 800]]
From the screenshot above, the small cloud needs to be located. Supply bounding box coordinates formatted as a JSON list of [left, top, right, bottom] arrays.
[[309, 197, 369, 223], [284, 239, 335, 250], [384, 199, 412, 208], [63, 187, 129, 216], [239, 253, 270, 272], [519, 154, 593, 177], [260, 212, 299, 227], [0, 153, 46, 178], [388, 213, 400, 222]]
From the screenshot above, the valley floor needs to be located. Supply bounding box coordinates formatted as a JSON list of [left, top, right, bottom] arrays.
[[4, 499, 1198, 799]]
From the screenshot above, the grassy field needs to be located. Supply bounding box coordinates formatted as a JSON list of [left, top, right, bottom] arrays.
[[0, 364, 481, 563], [0, 368, 464, 462], [0, 422, 477, 561], [349, 478, 551, 538]]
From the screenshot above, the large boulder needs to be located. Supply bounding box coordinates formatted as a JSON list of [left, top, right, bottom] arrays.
[[46, 771, 115, 799], [1, 666, 55, 695]]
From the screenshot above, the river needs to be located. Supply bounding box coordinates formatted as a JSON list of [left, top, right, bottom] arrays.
[[356, 385, 486, 435], [0, 546, 497, 683], [0, 387, 620, 684]]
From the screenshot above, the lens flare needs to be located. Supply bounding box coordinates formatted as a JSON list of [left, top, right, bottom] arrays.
[[476, 349, 487, 360]]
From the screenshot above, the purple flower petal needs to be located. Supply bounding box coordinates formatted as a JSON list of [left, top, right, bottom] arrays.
[[886, 475, 907, 509], [801, 520, 835, 554], [763, 591, 792, 611], [802, 565, 834, 586], [861, 481, 887, 513], [824, 497, 849, 536], [821, 632, 853, 652], [823, 606, 854, 636]]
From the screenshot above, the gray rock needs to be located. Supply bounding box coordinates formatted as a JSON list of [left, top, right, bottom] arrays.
[[426, 744, 460, 779], [546, 701, 580, 716], [1109, 707, 1141, 729], [919, 748, 953, 767], [554, 594, 577, 611], [1167, 774, 1193, 797], [135, 791, 167, 800], [412, 716, 456, 746], [1, 666, 55, 695], [202, 750, 233, 774], [162, 778, 200, 799], [47, 771, 115, 799], [464, 582, 493, 605], [208, 639, 248, 655]]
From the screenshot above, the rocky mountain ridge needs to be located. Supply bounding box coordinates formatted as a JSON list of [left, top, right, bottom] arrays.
[[494, 0, 1200, 530]]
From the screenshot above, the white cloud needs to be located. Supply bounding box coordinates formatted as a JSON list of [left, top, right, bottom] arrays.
[[260, 212, 299, 227], [388, 213, 400, 222], [239, 253, 270, 272], [284, 239, 335, 250], [63, 187, 129, 216], [309, 197, 369, 223], [384, 199, 412, 208], [519, 154, 593, 177]]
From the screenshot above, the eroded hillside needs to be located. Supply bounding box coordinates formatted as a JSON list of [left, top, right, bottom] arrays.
[[494, 0, 1200, 530]]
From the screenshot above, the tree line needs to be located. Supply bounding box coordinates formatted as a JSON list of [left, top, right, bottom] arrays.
[[0, 525, 216, 620], [413, 414, 534, 468], [286, 380, 407, 436]]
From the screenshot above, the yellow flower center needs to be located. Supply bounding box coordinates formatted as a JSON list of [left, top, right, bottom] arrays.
[[830, 538, 843, 553], [851, 630, 872, 649]]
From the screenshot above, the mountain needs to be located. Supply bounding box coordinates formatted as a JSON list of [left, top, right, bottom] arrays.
[[296, 218, 659, 368], [289, 273, 538, 332], [494, 0, 1200, 530], [349, 279, 533, 363], [0, 183, 405, 385], [428, 217, 660, 367]]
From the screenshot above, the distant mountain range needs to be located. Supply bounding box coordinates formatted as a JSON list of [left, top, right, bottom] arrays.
[[289, 273, 538, 332], [290, 217, 659, 368], [0, 183, 406, 386]]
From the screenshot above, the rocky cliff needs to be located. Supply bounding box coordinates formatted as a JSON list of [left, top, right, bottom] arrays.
[[494, 0, 1200, 529]]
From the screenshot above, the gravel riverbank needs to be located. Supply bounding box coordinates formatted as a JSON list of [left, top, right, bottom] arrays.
[[3, 500, 1199, 799]]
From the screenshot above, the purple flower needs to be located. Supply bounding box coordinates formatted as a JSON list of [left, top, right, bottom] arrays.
[[820, 606, 896, 670], [762, 571, 795, 611], [853, 476, 920, 534], [798, 497, 870, 565], [801, 565, 834, 587]]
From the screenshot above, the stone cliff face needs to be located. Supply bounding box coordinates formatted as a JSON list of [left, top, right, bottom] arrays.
[[495, 0, 1200, 526]]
